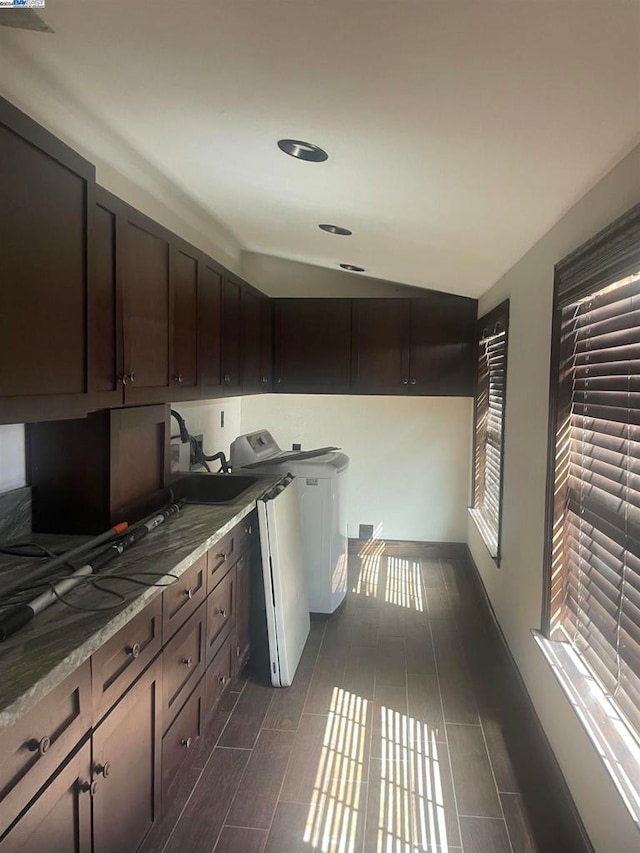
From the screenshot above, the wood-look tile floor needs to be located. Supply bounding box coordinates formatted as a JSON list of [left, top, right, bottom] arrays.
[[146, 543, 560, 853]]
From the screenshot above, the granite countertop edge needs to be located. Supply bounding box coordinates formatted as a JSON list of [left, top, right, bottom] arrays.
[[0, 478, 277, 730]]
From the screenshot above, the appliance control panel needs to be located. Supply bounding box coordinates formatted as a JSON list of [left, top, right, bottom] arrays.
[[231, 430, 282, 468]]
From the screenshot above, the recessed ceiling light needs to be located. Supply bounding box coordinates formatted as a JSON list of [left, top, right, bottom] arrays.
[[319, 224, 352, 236], [340, 263, 365, 272], [277, 139, 328, 162]]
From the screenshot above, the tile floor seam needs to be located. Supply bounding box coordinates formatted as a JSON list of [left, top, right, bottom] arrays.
[[427, 555, 465, 853], [477, 712, 516, 853], [209, 747, 255, 853], [260, 618, 327, 852]]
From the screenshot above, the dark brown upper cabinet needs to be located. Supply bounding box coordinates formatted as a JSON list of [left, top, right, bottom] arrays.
[[199, 256, 224, 398], [273, 299, 353, 394], [259, 297, 273, 392], [350, 295, 476, 396], [90, 187, 124, 409], [351, 299, 411, 393], [409, 294, 476, 395], [0, 97, 95, 425], [221, 273, 242, 394], [171, 238, 200, 401], [240, 286, 272, 394], [121, 208, 173, 405]]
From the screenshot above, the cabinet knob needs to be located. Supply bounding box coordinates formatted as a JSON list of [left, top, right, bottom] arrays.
[[128, 371, 136, 384], [126, 642, 141, 659], [236, 646, 241, 658], [402, 378, 409, 385], [183, 586, 195, 599], [80, 780, 98, 796], [410, 378, 417, 385], [27, 736, 50, 756], [118, 374, 128, 386], [276, 378, 282, 384], [175, 374, 184, 384], [223, 374, 231, 384], [261, 376, 268, 384], [182, 656, 193, 669], [181, 737, 192, 749], [94, 761, 111, 778], [218, 675, 228, 685], [217, 608, 228, 618]]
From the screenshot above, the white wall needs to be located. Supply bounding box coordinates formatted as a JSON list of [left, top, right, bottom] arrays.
[[468, 143, 640, 853], [241, 394, 473, 541], [242, 252, 428, 298], [0, 424, 26, 494], [170, 398, 243, 461]]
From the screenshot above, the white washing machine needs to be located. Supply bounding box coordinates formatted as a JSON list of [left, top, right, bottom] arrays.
[[231, 430, 349, 614]]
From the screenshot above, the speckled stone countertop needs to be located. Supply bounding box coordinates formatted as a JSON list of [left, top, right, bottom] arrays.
[[0, 476, 277, 730]]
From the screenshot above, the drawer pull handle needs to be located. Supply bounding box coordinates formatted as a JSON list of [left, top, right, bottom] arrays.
[[27, 736, 51, 756], [218, 675, 228, 685], [80, 780, 98, 797], [95, 761, 111, 778], [182, 656, 193, 669], [127, 642, 141, 659], [183, 587, 195, 600], [181, 737, 192, 749], [217, 608, 228, 618]]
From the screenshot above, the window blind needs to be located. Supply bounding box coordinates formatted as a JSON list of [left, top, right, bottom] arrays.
[[471, 301, 509, 563], [547, 203, 640, 740]]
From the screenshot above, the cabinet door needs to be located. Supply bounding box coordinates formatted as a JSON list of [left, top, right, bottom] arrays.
[[89, 187, 124, 408], [259, 297, 273, 392], [240, 286, 262, 395], [0, 98, 94, 424], [273, 299, 352, 393], [171, 241, 200, 401], [0, 742, 92, 853], [351, 299, 411, 393], [234, 551, 251, 675], [121, 208, 172, 404], [199, 258, 223, 397], [221, 274, 242, 393], [92, 657, 162, 853], [410, 296, 476, 395]]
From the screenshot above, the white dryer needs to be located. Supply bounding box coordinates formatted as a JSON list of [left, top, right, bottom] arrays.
[[231, 430, 349, 614]]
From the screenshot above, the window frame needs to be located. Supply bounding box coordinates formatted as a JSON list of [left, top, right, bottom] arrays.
[[470, 299, 510, 566], [539, 203, 640, 825]]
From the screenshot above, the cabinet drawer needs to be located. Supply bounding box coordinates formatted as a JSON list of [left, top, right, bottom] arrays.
[[206, 567, 236, 665], [205, 632, 234, 721], [91, 596, 162, 720], [162, 605, 206, 731], [162, 553, 206, 643], [161, 678, 204, 805], [206, 515, 253, 593], [0, 661, 91, 837]]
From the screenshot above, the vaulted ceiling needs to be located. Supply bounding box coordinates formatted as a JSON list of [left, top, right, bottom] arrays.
[[1, 0, 639, 296]]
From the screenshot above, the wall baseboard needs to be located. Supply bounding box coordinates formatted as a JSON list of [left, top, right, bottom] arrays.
[[347, 537, 466, 558], [461, 544, 595, 853]]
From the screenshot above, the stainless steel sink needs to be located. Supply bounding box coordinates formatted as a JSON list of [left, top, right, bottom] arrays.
[[168, 473, 259, 505]]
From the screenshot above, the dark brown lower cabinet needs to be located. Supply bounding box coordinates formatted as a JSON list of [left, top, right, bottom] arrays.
[[0, 741, 92, 853], [205, 632, 234, 722], [161, 678, 205, 804], [234, 552, 251, 675], [92, 658, 162, 853]]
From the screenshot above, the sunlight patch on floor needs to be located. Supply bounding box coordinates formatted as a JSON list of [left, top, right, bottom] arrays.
[[304, 687, 369, 852], [385, 557, 425, 611]]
